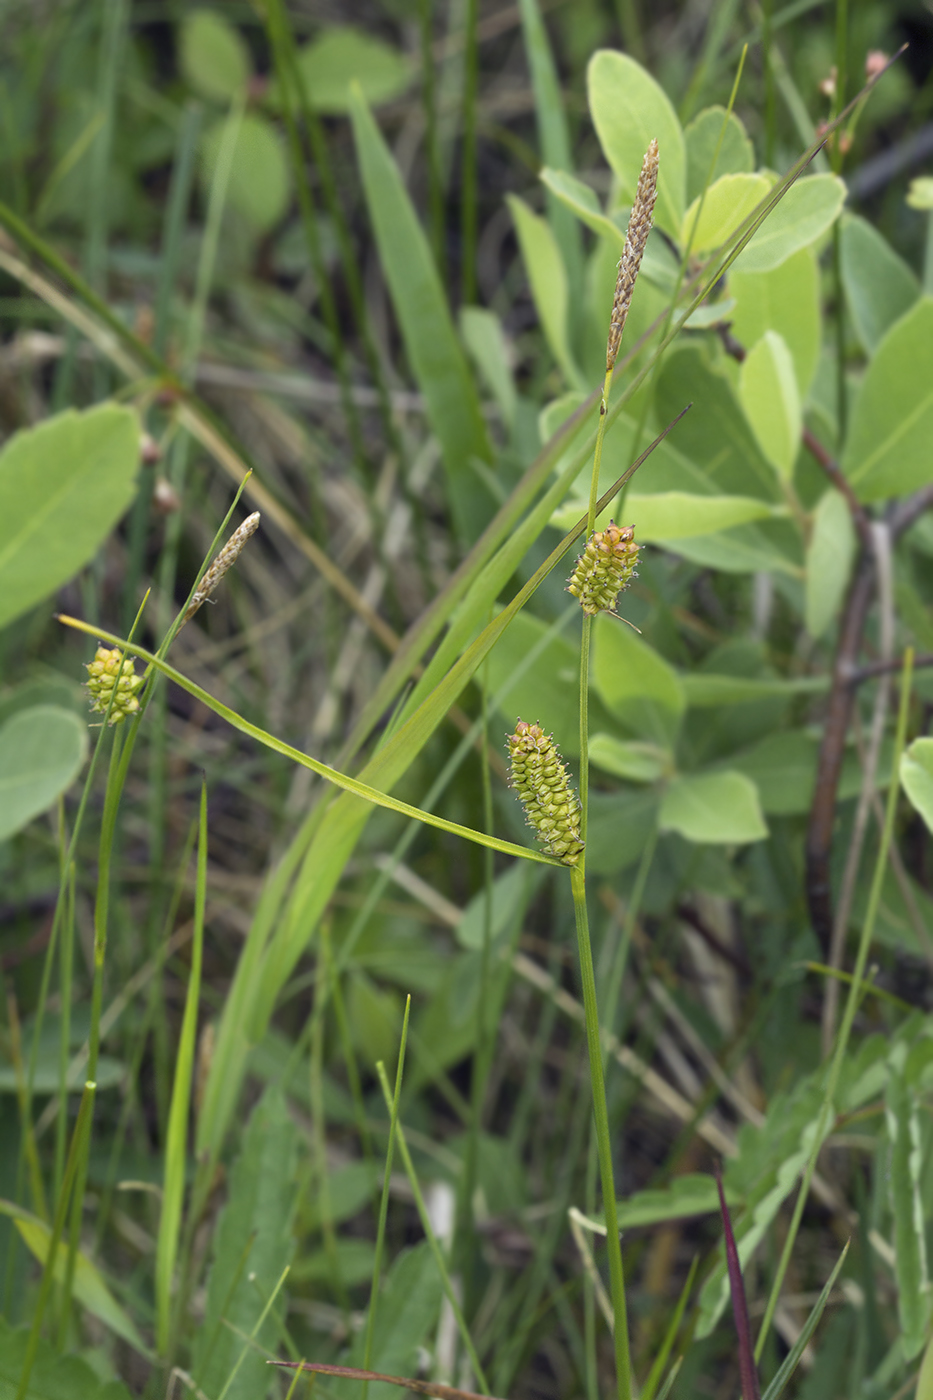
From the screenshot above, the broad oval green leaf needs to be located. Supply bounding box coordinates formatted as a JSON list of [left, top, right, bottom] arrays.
[[659, 770, 767, 844], [586, 50, 686, 239], [540, 167, 620, 244], [202, 113, 290, 233], [901, 737, 933, 833], [588, 734, 670, 783], [843, 297, 933, 502], [349, 86, 492, 542], [628, 491, 779, 539], [917, 1333, 933, 1400], [682, 173, 769, 255], [682, 674, 826, 705], [179, 9, 250, 102], [0, 404, 139, 630], [507, 194, 581, 387], [684, 106, 754, 204], [840, 214, 919, 356], [288, 27, 412, 113], [733, 174, 846, 273], [729, 246, 820, 396], [592, 615, 685, 746], [738, 330, 801, 479], [805, 489, 855, 639], [486, 610, 580, 756], [0, 705, 88, 841]]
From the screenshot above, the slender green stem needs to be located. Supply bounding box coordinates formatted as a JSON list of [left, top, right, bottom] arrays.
[[754, 648, 914, 1360], [570, 865, 632, 1400], [361, 998, 411, 1400]]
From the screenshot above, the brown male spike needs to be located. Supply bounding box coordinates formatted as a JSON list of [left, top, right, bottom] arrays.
[[606, 139, 659, 373]]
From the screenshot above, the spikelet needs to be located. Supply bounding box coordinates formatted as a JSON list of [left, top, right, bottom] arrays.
[[85, 646, 144, 725], [183, 512, 261, 623], [507, 721, 584, 865], [606, 139, 659, 372], [567, 521, 639, 616]]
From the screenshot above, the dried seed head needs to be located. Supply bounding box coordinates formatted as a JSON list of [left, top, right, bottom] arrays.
[[85, 646, 144, 725], [183, 512, 260, 623], [507, 721, 584, 865], [606, 139, 659, 372], [567, 521, 640, 616]]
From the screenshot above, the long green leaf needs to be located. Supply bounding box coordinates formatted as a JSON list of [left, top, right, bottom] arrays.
[[155, 782, 208, 1354], [56, 615, 562, 872], [759, 1243, 849, 1400], [348, 83, 492, 542]]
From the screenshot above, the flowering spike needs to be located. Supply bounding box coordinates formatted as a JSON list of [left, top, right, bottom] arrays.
[[507, 721, 584, 865], [606, 139, 659, 372], [85, 646, 144, 725], [183, 511, 261, 623], [567, 521, 640, 616]]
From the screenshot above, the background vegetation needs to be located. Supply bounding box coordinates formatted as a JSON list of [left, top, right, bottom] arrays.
[[1, 0, 933, 1397]]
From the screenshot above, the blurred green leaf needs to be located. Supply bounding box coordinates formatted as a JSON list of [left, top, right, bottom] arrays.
[[730, 247, 820, 396], [682, 173, 769, 254], [592, 615, 685, 745], [202, 113, 290, 233], [194, 1087, 297, 1400], [347, 1244, 443, 1400], [0, 1316, 133, 1398], [349, 86, 492, 542], [682, 674, 825, 705], [587, 49, 686, 239], [844, 297, 933, 502], [629, 491, 779, 539], [507, 194, 581, 387], [0, 404, 139, 630], [347, 973, 403, 1068], [659, 770, 767, 844], [0, 705, 88, 842], [728, 731, 817, 815], [885, 1046, 932, 1358], [901, 737, 933, 833], [460, 307, 517, 430], [654, 346, 777, 499], [282, 27, 412, 114], [456, 862, 535, 952], [917, 1332, 933, 1400], [805, 489, 855, 639], [540, 167, 621, 245], [179, 9, 250, 102], [486, 610, 580, 756], [588, 734, 670, 783], [684, 106, 754, 204], [840, 214, 919, 356], [738, 331, 801, 480], [0, 1202, 147, 1356], [734, 174, 846, 273]]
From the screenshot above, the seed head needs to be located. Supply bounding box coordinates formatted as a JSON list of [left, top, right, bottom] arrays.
[[507, 721, 584, 865], [606, 139, 659, 372], [567, 522, 639, 616], [183, 512, 261, 624], [85, 646, 144, 725]]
